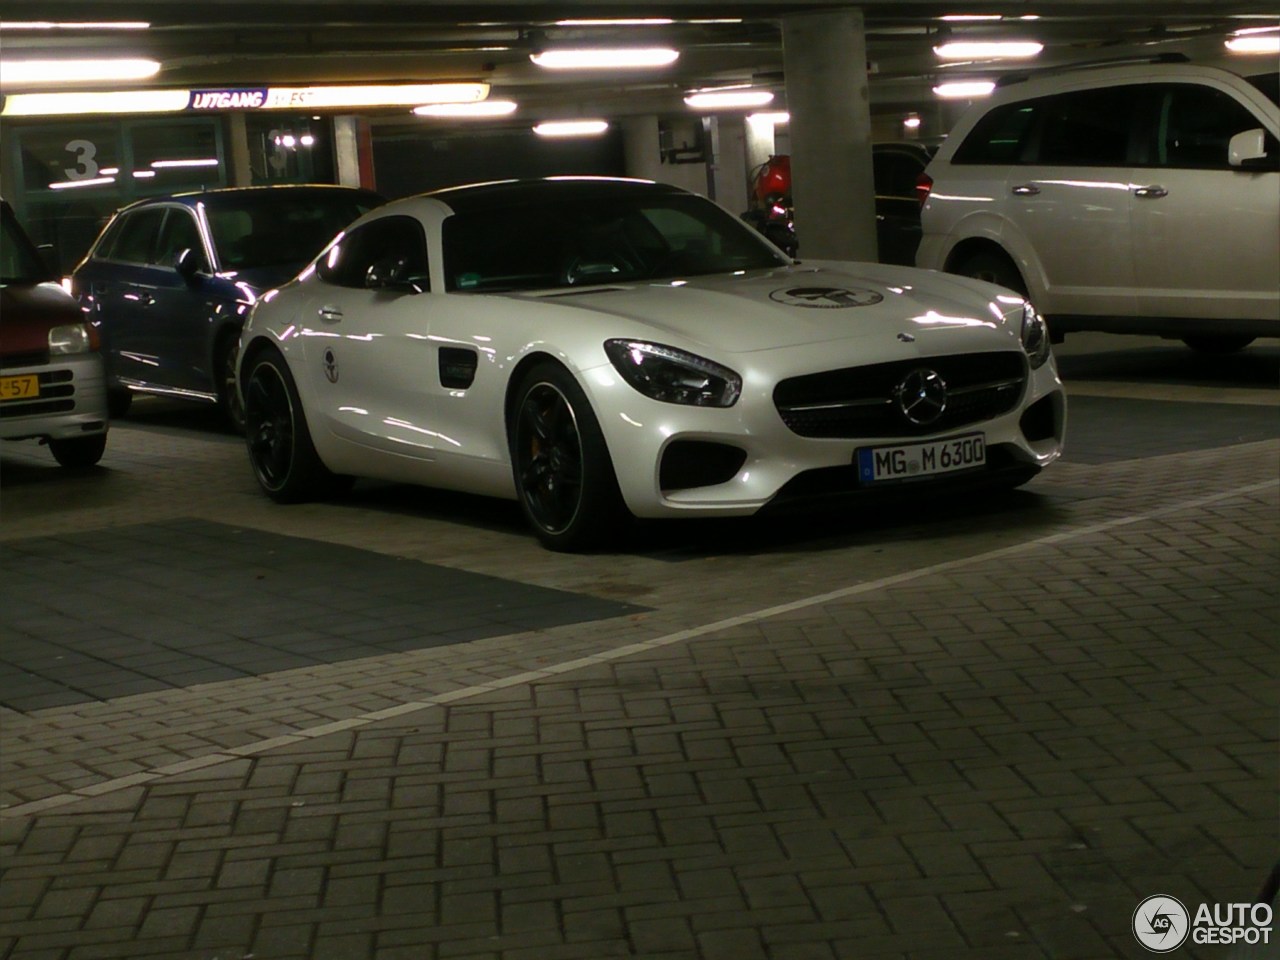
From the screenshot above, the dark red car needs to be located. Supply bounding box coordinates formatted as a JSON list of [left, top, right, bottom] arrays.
[[1, 200, 109, 468]]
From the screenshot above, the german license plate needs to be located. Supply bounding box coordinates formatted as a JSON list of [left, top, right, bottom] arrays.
[[0, 375, 39, 401], [856, 433, 985, 483]]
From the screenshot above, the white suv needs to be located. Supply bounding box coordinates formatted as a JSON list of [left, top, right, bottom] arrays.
[[916, 58, 1279, 352]]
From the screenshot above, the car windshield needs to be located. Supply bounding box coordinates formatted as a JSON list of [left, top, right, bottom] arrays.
[[0, 204, 56, 285], [207, 192, 382, 271], [1246, 72, 1279, 106], [442, 192, 789, 293]]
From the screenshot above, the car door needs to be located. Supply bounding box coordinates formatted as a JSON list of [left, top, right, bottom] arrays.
[[1128, 82, 1280, 323], [145, 206, 219, 394], [302, 215, 442, 460], [1006, 85, 1141, 317], [80, 206, 167, 388]]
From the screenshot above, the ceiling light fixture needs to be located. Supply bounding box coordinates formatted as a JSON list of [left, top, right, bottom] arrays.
[[747, 111, 790, 126], [933, 41, 1043, 59], [933, 80, 996, 98], [554, 19, 674, 26], [684, 89, 775, 109], [1226, 34, 1280, 54], [903, 115, 923, 129], [940, 15, 1003, 22], [530, 48, 679, 69], [0, 21, 150, 30], [533, 119, 610, 137], [0, 57, 161, 85], [0, 89, 190, 116], [151, 158, 219, 168], [414, 100, 518, 117]]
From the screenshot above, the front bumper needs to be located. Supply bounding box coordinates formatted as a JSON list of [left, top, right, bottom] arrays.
[[587, 354, 1066, 519], [0, 353, 110, 443]]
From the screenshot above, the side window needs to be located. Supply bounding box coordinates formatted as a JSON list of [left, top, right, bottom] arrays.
[[874, 152, 926, 198], [1034, 87, 1138, 166], [316, 216, 429, 290], [952, 101, 1040, 164], [103, 208, 166, 265], [1154, 84, 1273, 169], [154, 209, 209, 271]]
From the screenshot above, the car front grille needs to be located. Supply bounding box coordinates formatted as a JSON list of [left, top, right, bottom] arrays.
[[0, 369, 77, 419], [1, 350, 49, 370], [774, 351, 1026, 439]]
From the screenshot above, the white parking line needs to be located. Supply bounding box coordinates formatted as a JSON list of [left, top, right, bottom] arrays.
[[4, 477, 1275, 820]]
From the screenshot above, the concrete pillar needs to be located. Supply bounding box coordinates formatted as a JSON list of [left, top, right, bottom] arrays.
[[744, 114, 777, 186], [712, 115, 749, 216], [781, 8, 878, 262], [226, 113, 252, 187], [334, 116, 364, 188], [621, 115, 663, 182]]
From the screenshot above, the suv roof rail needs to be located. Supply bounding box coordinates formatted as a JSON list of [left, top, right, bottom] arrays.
[[996, 52, 1191, 88]]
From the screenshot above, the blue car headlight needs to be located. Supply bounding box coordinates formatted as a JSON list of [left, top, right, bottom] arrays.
[[604, 340, 741, 407], [1020, 303, 1051, 370]]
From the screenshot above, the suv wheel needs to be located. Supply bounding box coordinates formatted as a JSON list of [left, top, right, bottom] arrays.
[[953, 250, 1027, 297], [1181, 335, 1255, 354]]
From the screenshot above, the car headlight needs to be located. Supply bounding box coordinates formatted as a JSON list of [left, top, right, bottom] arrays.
[[48, 323, 98, 356], [1020, 303, 1051, 370], [604, 340, 741, 407]]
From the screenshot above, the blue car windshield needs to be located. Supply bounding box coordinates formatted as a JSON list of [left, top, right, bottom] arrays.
[[442, 193, 789, 293], [207, 193, 381, 271]]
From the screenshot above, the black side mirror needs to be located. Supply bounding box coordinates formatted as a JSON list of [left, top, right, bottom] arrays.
[[174, 247, 202, 283]]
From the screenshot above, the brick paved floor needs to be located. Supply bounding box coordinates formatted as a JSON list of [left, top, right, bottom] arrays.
[[0, 366, 1276, 959]]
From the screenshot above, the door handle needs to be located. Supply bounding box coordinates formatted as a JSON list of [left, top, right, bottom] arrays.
[[1133, 185, 1168, 199], [317, 306, 344, 322], [1011, 184, 1041, 196]]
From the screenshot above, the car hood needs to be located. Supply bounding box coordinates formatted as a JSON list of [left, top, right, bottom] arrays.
[[513, 264, 1021, 356], [0, 282, 83, 357]]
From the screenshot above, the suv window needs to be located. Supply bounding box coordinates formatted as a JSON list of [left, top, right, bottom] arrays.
[[101, 207, 167, 264], [953, 102, 1039, 164], [316, 215, 429, 290], [1034, 87, 1138, 166], [1152, 83, 1272, 169]]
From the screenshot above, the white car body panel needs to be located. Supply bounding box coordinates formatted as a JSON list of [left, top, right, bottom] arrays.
[[241, 179, 1065, 523]]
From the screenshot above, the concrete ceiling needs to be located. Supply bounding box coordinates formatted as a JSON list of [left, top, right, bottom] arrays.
[[1, 1, 1276, 129]]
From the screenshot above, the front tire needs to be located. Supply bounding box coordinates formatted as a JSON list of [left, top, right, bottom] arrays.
[[1182, 335, 1254, 354], [49, 433, 107, 470], [242, 346, 342, 503], [107, 388, 132, 419], [952, 249, 1027, 296], [509, 362, 628, 551]]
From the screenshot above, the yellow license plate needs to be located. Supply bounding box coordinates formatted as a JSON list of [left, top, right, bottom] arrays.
[[0, 374, 40, 401]]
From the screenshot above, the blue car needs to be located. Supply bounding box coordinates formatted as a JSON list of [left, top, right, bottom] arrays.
[[70, 185, 383, 429]]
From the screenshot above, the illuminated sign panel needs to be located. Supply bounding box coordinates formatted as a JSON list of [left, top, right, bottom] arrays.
[[188, 89, 267, 109]]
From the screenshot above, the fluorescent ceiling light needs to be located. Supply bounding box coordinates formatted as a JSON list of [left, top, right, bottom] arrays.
[[132, 170, 156, 178], [49, 176, 117, 190], [933, 80, 996, 98], [1226, 35, 1280, 53], [934, 41, 1043, 59], [903, 116, 923, 129], [414, 100, 517, 117], [151, 158, 219, 168], [0, 21, 150, 30], [530, 48, 679, 69], [747, 111, 790, 126], [940, 15, 1003, 21], [0, 58, 161, 84], [0, 89, 190, 116], [555, 19, 674, 26], [533, 120, 609, 137], [685, 89, 775, 109]]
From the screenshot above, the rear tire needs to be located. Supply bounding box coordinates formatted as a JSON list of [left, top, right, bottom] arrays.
[[242, 346, 343, 503], [952, 250, 1027, 296], [1182, 335, 1254, 354], [509, 362, 628, 551], [49, 433, 107, 470]]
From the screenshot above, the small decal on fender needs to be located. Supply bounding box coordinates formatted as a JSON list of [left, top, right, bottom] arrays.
[[323, 348, 339, 383], [769, 286, 884, 308]]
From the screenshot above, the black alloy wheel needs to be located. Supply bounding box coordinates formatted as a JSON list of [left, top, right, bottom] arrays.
[[243, 348, 339, 502], [510, 363, 626, 551]]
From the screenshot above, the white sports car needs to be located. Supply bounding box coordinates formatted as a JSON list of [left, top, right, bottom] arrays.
[[238, 177, 1066, 550]]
